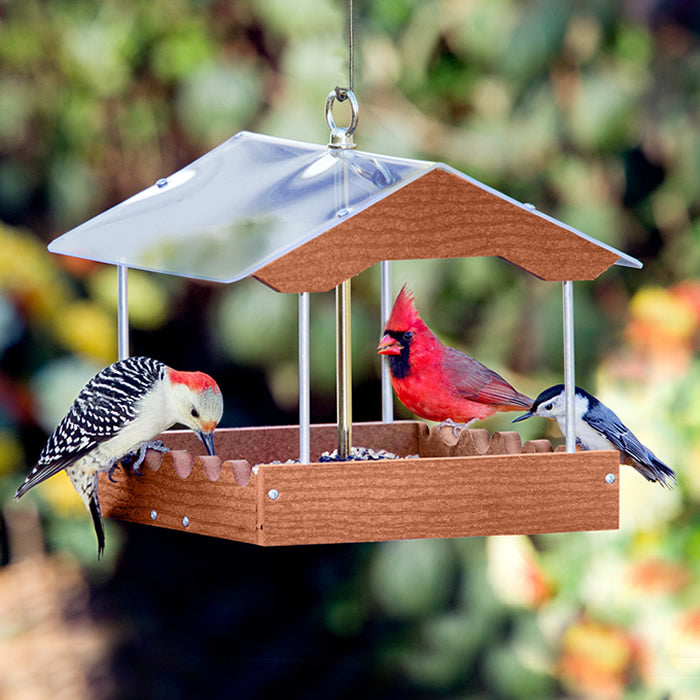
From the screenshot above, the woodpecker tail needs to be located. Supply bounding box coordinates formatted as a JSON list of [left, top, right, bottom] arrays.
[[89, 497, 105, 559], [64, 466, 106, 558]]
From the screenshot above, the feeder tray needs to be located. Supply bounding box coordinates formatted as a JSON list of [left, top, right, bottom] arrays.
[[98, 422, 619, 546]]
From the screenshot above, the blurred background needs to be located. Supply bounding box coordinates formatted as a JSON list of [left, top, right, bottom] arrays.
[[1, 0, 698, 697]]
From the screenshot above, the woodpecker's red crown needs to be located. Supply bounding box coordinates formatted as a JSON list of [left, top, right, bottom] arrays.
[[167, 368, 221, 394]]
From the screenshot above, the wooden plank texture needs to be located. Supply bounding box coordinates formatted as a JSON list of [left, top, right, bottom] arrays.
[[99, 451, 259, 545], [256, 452, 619, 546], [253, 169, 621, 292], [98, 422, 620, 546]]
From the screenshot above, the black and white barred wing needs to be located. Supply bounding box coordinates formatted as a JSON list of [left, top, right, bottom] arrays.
[[15, 357, 165, 499]]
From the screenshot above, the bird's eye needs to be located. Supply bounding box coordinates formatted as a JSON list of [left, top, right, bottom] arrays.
[[404, 331, 413, 340], [191, 408, 200, 418], [545, 403, 553, 411]]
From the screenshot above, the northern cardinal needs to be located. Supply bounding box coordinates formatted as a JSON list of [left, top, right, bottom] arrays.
[[377, 286, 532, 428]]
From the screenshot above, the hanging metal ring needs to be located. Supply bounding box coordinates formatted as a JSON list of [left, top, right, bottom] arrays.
[[325, 89, 358, 149]]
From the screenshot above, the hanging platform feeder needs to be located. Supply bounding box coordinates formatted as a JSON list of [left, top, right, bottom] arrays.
[[49, 125, 640, 546]]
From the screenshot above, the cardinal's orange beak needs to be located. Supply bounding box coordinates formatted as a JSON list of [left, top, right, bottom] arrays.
[[377, 334, 402, 356]]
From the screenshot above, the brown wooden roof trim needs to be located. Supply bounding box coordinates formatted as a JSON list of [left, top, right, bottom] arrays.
[[254, 168, 626, 293]]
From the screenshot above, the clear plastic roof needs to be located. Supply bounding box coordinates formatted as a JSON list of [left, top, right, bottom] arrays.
[[49, 130, 641, 284], [49, 131, 433, 283]]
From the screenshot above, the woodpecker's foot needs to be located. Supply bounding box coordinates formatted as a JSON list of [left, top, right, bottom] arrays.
[[107, 463, 121, 483], [118, 452, 141, 476], [128, 440, 169, 474], [436, 418, 476, 438]]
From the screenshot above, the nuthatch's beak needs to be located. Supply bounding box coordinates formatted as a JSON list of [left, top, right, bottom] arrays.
[[377, 334, 402, 356], [198, 430, 216, 456], [512, 411, 534, 423]]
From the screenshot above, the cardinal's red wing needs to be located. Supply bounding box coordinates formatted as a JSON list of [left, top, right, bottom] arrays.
[[442, 347, 532, 408]]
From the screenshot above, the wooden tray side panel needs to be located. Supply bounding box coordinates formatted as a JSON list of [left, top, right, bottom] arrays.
[[98, 461, 259, 545], [256, 452, 620, 546]]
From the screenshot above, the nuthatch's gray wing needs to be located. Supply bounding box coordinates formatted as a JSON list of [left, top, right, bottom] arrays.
[[584, 400, 675, 486]]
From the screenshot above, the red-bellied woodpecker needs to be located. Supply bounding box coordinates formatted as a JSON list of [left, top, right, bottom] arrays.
[[14, 356, 224, 558]]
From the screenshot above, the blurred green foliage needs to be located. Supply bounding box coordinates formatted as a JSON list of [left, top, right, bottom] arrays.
[[1, 0, 699, 697]]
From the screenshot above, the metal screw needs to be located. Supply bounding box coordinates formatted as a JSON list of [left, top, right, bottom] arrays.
[[182, 516, 190, 527], [268, 488, 279, 501], [156, 178, 168, 188], [150, 510, 157, 521], [605, 473, 616, 484]]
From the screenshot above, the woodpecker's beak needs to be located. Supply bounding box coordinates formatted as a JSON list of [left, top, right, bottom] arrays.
[[198, 430, 216, 456], [377, 334, 402, 356], [512, 410, 534, 423]]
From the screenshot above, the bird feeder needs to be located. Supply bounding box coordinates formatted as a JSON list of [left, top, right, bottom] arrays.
[[48, 110, 640, 545]]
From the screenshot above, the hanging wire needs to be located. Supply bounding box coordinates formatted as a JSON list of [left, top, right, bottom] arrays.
[[335, 0, 354, 101]]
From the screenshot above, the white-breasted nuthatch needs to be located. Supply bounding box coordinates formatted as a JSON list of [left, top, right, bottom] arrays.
[[513, 384, 676, 487]]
